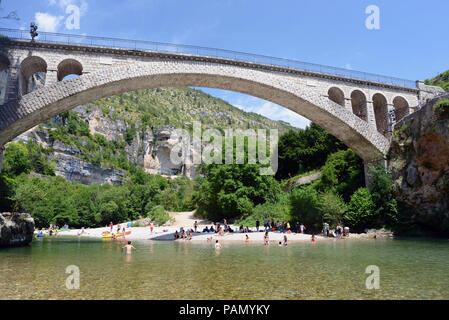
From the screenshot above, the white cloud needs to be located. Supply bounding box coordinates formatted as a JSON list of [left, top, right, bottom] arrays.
[[48, 0, 88, 16], [35, 12, 64, 32], [236, 100, 311, 129]]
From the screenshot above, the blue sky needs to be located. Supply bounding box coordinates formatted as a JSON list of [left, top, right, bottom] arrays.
[[1, 0, 448, 128]]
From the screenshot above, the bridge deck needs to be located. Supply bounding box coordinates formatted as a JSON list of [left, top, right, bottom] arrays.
[[0, 28, 417, 91]]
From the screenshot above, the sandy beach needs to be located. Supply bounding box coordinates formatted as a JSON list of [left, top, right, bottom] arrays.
[[37, 211, 327, 242]]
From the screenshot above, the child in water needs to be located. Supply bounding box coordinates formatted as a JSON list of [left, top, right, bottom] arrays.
[[311, 234, 316, 243], [245, 235, 249, 243], [122, 241, 137, 255], [215, 240, 222, 249]]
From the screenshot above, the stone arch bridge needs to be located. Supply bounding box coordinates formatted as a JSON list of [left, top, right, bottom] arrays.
[[0, 29, 444, 176]]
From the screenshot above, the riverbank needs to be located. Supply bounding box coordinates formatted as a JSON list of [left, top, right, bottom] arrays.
[[35, 225, 394, 243], [34, 212, 394, 243], [38, 225, 325, 242]]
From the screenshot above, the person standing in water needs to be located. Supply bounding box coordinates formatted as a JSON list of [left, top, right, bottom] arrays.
[[194, 221, 198, 233], [215, 240, 222, 249], [122, 241, 137, 254], [283, 235, 288, 247], [264, 232, 270, 246]]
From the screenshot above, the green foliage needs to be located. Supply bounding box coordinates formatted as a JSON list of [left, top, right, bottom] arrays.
[[318, 149, 364, 201], [236, 193, 291, 227], [193, 164, 281, 221], [125, 125, 137, 145], [3, 141, 55, 176], [427, 70, 449, 91], [147, 205, 171, 226], [344, 188, 376, 231], [2, 166, 194, 228], [320, 191, 347, 229], [290, 185, 322, 232], [3, 143, 31, 176], [434, 100, 449, 120], [276, 124, 345, 180], [368, 164, 399, 227]]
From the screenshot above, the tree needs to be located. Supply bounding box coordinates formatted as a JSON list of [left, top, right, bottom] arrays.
[[3, 142, 31, 176], [276, 124, 346, 180], [368, 163, 399, 227], [319, 149, 364, 201], [344, 187, 376, 231], [290, 185, 322, 232], [193, 164, 281, 221], [320, 191, 347, 228]]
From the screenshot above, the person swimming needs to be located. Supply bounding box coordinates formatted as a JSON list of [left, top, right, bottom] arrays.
[[122, 241, 137, 255]]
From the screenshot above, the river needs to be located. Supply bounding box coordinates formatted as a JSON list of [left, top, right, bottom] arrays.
[[0, 237, 448, 299]]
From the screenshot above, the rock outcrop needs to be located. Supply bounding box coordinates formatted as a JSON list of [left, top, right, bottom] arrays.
[[0, 212, 35, 248], [14, 104, 199, 184], [389, 93, 449, 234]]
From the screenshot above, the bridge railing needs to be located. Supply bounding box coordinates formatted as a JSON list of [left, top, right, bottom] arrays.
[[0, 28, 417, 89]]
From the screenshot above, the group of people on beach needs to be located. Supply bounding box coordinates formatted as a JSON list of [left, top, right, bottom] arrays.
[[323, 223, 350, 238], [36, 224, 70, 238]]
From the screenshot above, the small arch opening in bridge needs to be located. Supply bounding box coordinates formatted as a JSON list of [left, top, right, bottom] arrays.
[[373, 93, 389, 138], [351, 90, 367, 121], [328, 87, 345, 107], [393, 96, 409, 122], [0, 53, 10, 104], [57, 59, 83, 81], [20, 56, 47, 94]]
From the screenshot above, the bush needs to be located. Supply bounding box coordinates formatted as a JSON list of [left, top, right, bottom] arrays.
[[318, 149, 365, 201], [290, 185, 322, 232], [193, 164, 281, 222], [236, 193, 291, 227], [344, 188, 376, 231], [147, 205, 170, 226], [434, 100, 449, 120], [320, 191, 347, 229]]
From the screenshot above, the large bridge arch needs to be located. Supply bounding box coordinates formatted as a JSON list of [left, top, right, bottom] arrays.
[[0, 60, 389, 162]]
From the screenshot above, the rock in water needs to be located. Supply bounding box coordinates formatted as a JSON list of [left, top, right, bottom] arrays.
[[0, 212, 35, 248]]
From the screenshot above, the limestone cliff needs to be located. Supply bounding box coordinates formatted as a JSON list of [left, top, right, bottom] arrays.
[[12, 87, 294, 184], [389, 93, 449, 234], [0, 212, 35, 248]]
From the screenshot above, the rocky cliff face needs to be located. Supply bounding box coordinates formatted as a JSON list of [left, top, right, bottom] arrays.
[[14, 104, 199, 184], [389, 93, 449, 234], [0, 212, 35, 248]]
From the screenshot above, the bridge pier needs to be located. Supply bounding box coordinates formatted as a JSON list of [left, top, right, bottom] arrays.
[[366, 100, 376, 127]]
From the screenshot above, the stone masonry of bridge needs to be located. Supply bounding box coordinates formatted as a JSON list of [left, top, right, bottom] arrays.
[[0, 39, 445, 177]]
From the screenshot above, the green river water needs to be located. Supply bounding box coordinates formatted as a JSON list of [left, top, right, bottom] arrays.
[[0, 237, 448, 300]]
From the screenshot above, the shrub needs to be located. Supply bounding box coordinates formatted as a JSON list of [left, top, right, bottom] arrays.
[[434, 100, 449, 120], [344, 188, 376, 231], [320, 191, 347, 229], [147, 205, 171, 226], [236, 193, 291, 227], [290, 185, 322, 232]]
